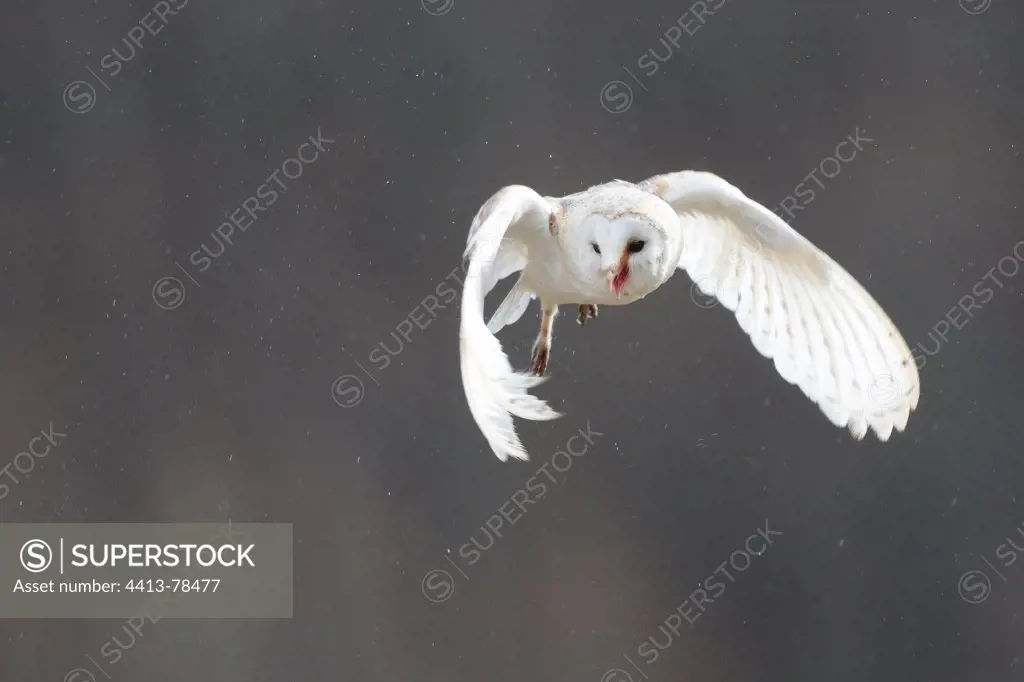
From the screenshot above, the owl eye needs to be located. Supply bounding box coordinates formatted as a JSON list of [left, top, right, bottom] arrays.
[[591, 242, 601, 254], [627, 240, 646, 253]]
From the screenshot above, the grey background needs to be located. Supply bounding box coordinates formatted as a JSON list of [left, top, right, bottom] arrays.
[[1, 0, 1022, 680]]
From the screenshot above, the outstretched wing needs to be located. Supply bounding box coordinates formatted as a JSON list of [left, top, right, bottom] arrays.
[[460, 185, 561, 462], [639, 170, 920, 441]]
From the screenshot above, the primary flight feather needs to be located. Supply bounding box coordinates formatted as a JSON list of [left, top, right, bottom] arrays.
[[459, 170, 920, 462]]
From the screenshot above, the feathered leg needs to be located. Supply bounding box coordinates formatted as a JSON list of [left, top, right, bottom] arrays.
[[577, 304, 598, 326], [531, 304, 557, 375]]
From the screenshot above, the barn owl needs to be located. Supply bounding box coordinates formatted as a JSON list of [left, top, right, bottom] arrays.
[[459, 170, 920, 462]]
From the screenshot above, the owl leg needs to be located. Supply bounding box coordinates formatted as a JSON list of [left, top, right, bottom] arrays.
[[577, 304, 598, 326], [530, 304, 557, 376]]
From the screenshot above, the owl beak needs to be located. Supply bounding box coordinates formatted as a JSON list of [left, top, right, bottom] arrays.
[[604, 252, 631, 298], [604, 270, 619, 295]]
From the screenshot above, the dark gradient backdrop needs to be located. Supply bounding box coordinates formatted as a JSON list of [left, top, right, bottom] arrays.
[[1, 0, 1022, 680]]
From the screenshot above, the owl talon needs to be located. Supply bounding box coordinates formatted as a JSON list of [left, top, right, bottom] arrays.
[[577, 304, 598, 326], [530, 343, 549, 376]]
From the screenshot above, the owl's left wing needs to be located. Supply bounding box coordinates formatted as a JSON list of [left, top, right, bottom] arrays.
[[638, 170, 919, 442], [461, 185, 562, 462]]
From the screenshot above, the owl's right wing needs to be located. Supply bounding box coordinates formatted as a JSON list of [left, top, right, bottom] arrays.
[[639, 170, 919, 442], [460, 185, 562, 462]]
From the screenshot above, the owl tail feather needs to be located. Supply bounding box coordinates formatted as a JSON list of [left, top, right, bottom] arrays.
[[486, 275, 534, 334], [460, 267, 561, 462]]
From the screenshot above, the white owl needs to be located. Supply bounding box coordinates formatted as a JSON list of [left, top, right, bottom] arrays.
[[459, 170, 920, 462]]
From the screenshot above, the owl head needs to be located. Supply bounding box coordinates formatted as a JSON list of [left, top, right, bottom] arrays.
[[558, 186, 680, 299]]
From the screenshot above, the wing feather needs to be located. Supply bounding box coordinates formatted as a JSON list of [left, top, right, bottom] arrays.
[[640, 170, 919, 442], [460, 185, 561, 462]]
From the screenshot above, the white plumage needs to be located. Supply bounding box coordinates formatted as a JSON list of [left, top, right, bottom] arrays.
[[459, 170, 920, 462]]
